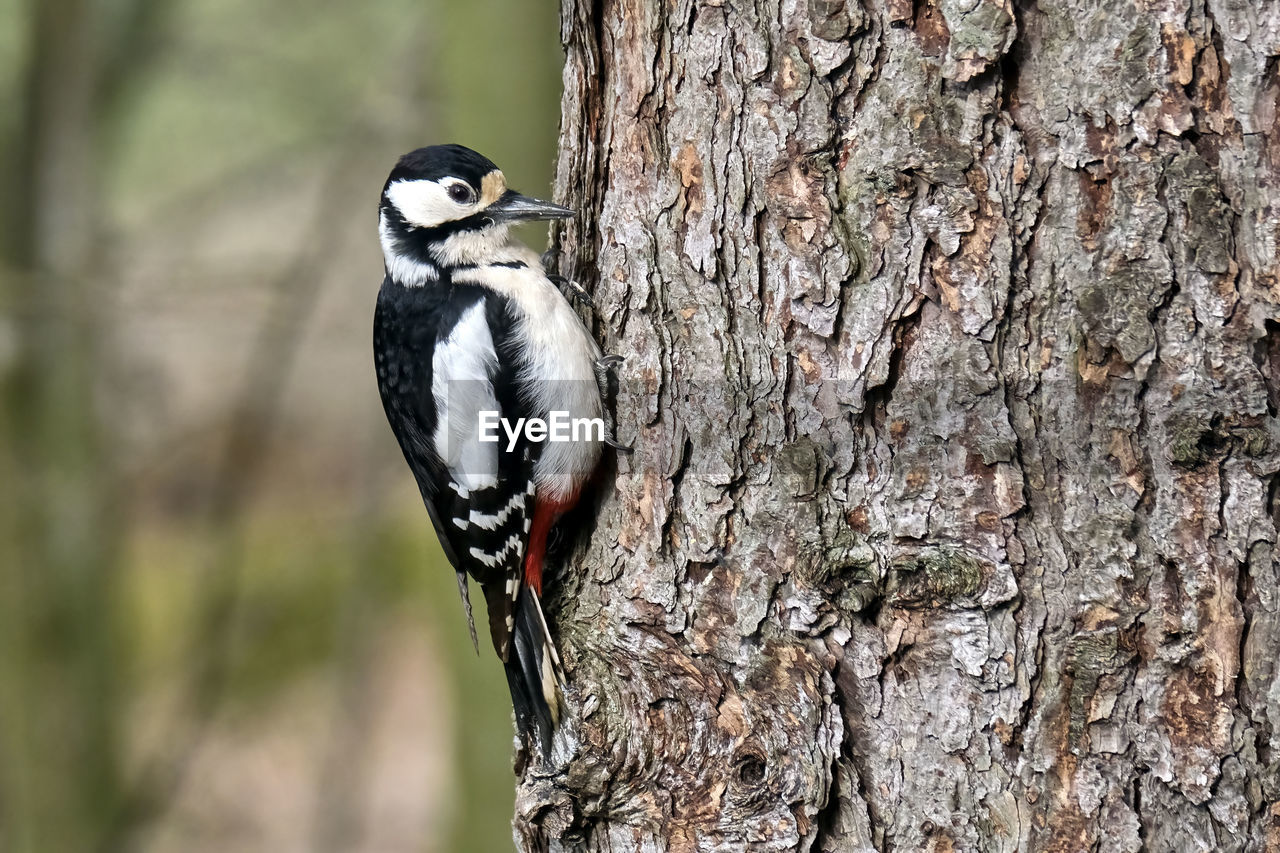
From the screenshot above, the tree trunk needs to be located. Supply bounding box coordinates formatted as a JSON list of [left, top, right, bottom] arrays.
[[521, 0, 1280, 850]]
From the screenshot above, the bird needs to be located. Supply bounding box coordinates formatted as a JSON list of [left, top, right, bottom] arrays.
[[372, 144, 608, 754]]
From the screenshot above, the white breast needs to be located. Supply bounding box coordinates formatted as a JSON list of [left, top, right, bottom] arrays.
[[453, 253, 604, 499]]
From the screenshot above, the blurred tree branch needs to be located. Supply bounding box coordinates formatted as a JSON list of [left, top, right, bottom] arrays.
[[96, 0, 172, 133], [1, 2, 124, 851], [98, 135, 378, 852]]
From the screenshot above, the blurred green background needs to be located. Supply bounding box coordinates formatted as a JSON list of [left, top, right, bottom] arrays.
[[0, 0, 562, 850]]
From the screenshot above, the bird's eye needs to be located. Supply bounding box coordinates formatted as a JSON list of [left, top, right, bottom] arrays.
[[447, 182, 476, 204]]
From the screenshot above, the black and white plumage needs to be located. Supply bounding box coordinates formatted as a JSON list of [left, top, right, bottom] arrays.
[[372, 144, 605, 753]]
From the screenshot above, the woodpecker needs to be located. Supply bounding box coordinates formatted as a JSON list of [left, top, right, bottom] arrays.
[[372, 144, 606, 754]]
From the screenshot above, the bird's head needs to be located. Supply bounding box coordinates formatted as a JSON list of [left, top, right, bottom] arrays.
[[378, 144, 572, 279]]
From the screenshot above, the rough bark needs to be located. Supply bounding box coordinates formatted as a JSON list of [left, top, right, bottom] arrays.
[[521, 1, 1280, 851]]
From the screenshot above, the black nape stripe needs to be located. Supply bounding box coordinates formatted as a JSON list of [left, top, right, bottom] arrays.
[[492, 260, 527, 269]]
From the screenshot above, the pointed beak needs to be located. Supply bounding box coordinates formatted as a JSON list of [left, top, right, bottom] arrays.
[[488, 190, 574, 222]]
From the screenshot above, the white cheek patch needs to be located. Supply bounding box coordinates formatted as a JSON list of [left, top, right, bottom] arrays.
[[386, 179, 470, 228]]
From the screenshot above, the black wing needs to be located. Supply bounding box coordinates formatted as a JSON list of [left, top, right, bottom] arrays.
[[374, 278, 536, 660]]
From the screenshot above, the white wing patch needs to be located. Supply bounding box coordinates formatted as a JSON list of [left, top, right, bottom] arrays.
[[431, 300, 499, 492]]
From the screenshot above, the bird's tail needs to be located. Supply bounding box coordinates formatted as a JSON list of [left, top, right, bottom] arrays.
[[505, 587, 566, 756]]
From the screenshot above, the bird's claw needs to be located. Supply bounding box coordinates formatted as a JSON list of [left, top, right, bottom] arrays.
[[548, 273, 594, 309], [605, 434, 634, 454], [596, 353, 624, 373], [541, 251, 595, 309]]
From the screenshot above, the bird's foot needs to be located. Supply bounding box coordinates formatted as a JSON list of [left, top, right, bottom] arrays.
[[605, 434, 634, 453], [541, 251, 594, 308], [549, 273, 594, 309], [596, 353, 624, 374]]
